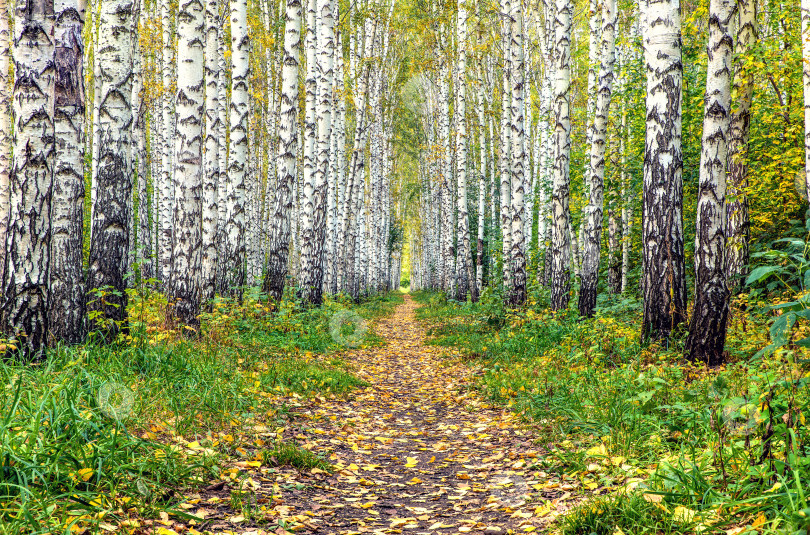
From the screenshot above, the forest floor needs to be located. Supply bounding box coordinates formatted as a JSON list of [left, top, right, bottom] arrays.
[[191, 295, 573, 535]]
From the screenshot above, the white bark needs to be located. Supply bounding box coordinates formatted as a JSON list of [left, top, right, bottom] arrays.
[[0, 0, 11, 287], [640, 0, 687, 341], [51, 0, 87, 344], [169, 0, 205, 325], [266, 0, 301, 301], [88, 0, 135, 331], [201, 0, 221, 302], [579, 0, 617, 317], [225, 0, 249, 292], [455, 2, 471, 300], [158, 0, 174, 285], [3, 0, 55, 356], [686, 0, 734, 364], [508, 1, 526, 306], [549, 0, 572, 311], [300, 0, 335, 303]]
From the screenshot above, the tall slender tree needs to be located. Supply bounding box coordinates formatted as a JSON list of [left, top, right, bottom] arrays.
[[508, 0, 526, 306], [0, 0, 11, 288], [725, 0, 756, 293], [51, 0, 87, 344], [2, 0, 55, 357], [455, 1, 471, 301], [579, 0, 617, 317], [549, 0, 572, 311], [686, 0, 734, 364], [265, 0, 302, 301], [201, 0, 221, 303], [640, 0, 686, 342], [87, 0, 135, 332], [169, 0, 205, 326], [225, 0, 250, 293]]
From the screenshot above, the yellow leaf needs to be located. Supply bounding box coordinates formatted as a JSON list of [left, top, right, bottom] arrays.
[[77, 468, 94, 482], [405, 457, 418, 468], [751, 512, 767, 529]]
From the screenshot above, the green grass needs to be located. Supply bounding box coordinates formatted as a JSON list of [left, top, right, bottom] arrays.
[[413, 286, 810, 535], [0, 289, 402, 534], [262, 441, 333, 472]]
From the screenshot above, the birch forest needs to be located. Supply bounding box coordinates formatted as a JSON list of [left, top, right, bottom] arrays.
[[5, 0, 810, 532]]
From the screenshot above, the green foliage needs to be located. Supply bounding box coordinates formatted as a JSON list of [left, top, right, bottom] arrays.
[[416, 290, 810, 534], [0, 289, 401, 533]]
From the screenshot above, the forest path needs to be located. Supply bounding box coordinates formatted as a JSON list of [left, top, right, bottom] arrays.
[[204, 296, 568, 534]]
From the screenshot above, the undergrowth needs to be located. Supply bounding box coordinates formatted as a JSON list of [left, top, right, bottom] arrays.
[[414, 286, 810, 535], [0, 286, 401, 534]]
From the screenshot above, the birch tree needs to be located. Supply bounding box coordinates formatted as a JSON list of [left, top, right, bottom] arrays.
[[549, 0, 572, 311], [578, 0, 616, 317], [640, 0, 686, 342], [201, 0, 221, 303], [725, 0, 756, 293], [685, 0, 734, 365], [87, 0, 135, 332], [455, 1, 471, 301], [158, 0, 174, 284], [0, 0, 11, 289], [508, 1, 526, 306], [2, 0, 55, 357], [51, 0, 87, 344], [300, 0, 335, 304], [225, 0, 250, 293], [265, 0, 302, 301], [169, 0, 205, 326]]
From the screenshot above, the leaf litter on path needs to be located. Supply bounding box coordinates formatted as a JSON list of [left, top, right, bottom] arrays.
[[189, 296, 577, 534]]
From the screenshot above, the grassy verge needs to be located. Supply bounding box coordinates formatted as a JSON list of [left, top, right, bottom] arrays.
[[0, 289, 402, 534], [414, 287, 810, 535]]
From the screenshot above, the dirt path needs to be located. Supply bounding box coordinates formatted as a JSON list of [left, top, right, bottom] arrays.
[[202, 296, 566, 534]]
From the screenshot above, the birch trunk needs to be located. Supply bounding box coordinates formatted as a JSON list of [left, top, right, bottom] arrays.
[[499, 2, 512, 295], [685, 0, 734, 365], [88, 0, 134, 333], [225, 0, 249, 293], [158, 0, 174, 284], [299, 0, 318, 298], [455, 2, 471, 301], [201, 0, 220, 303], [578, 0, 616, 317], [265, 0, 301, 301], [2, 0, 54, 357], [439, 56, 453, 294], [725, 0, 755, 294], [300, 0, 335, 304], [169, 0, 205, 326], [549, 0, 572, 311], [474, 68, 486, 302], [216, 11, 228, 292], [0, 0, 12, 288], [51, 0, 86, 344], [640, 0, 686, 342], [508, 2, 526, 306]]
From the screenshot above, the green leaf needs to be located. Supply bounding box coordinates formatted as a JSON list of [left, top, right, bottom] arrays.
[[770, 313, 796, 347], [746, 266, 783, 286]]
